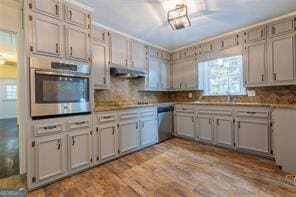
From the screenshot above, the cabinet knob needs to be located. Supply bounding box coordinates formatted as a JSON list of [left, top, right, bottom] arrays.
[[72, 136, 75, 146]]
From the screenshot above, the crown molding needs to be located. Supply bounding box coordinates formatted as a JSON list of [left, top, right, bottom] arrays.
[[173, 11, 296, 52]]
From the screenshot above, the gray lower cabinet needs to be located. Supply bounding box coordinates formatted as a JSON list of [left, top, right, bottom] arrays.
[[99, 124, 117, 160], [68, 129, 91, 171], [197, 115, 213, 142], [235, 119, 270, 154], [34, 133, 67, 183], [140, 107, 158, 147], [175, 106, 195, 138], [215, 117, 233, 147]]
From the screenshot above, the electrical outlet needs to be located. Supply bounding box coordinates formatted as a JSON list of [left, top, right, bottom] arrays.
[[188, 92, 193, 98], [247, 90, 256, 97]]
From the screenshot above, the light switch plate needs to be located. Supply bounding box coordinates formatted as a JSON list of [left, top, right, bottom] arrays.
[[247, 90, 256, 97]]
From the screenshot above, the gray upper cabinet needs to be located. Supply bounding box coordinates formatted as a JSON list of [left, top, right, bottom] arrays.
[[92, 25, 110, 89], [110, 33, 129, 67], [93, 41, 110, 89], [199, 42, 214, 55], [184, 46, 196, 59], [130, 40, 146, 70], [29, 0, 62, 19], [65, 25, 90, 62], [268, 33, 295, 83], [159, 60, 170, 89], [147, 56, 160, 89], [269, 17, 295, 37], [68, 129, 91, 172], [29, 13, 63, 57], [64, 3, 90, 29], [183, 57, 198, 89], [244, 25, 266, 43], [244, 41, 267, 86], [172, 61, 183, 89], [217, 34, 239, 50]]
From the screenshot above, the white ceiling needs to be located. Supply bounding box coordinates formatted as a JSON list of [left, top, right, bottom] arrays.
[[77, 0, 296, 50]]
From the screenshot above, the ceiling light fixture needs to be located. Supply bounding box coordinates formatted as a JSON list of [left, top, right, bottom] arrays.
[[168, 4, 191, 30], [0, 55, 6, 65]]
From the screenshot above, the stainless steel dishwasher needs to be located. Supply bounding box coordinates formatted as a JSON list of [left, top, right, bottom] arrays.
[[158, 105, 174, 142]]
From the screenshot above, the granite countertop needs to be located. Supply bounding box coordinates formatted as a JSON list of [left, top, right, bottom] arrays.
[[94, 101, 296, 112]]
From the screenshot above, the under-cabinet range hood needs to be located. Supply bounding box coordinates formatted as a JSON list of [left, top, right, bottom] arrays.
[[110, 66, 147, 78]]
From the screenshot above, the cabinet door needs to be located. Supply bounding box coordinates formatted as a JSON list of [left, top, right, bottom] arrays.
[[172, 62, 183, 89], [66, 25, 90, 62], [244, 41, 267, 85], [29, 0, 62, 19], [175, 114, 195, 138], [110, 33, 128, 66], [215, 117, 233, 147], [93, 41, 109, 89], [244, 26, 266, 43], [119, 121, 140, 153], [269, 17, 295, 37], [217, 34, 238, 50], [65, 4, 90, 28], [235, 120, 269, 153], [159, 60, 170, 89], [99, 125, 117, 160], [269, 34, 295, 83], [183, 58, 197, 89], [29, 13, 63, 57], [147, 56, 160, 89], [184, 46, 196, 59], [92, 26, 108, 44], [198, 115, 213, 142], [199, 42, 213, 54], [141, 118, 158, 147], [68, 130, 90, 171], [34, 134, 66, 182], [131, 40, 146, 70]]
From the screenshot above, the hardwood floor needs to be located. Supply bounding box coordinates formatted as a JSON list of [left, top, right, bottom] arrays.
[[29, 138, 296, 197]]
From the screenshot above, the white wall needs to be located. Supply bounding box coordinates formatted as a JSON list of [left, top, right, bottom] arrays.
[[0, 78, 17, 119]]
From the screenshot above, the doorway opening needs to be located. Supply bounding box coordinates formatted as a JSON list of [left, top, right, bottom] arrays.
[[0, 29, 19, 179]]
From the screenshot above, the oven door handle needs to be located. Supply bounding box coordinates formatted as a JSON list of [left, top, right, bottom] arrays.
[[35, 70, 89, 78]]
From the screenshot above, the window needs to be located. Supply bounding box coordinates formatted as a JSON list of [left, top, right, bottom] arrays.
[[198, 55, 245, 96], [5, 84, 17, 100]]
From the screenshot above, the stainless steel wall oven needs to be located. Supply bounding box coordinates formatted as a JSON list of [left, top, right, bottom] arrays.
[[30, 57, 91, 118]]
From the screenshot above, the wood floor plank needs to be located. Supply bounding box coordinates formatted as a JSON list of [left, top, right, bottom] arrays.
[[28, 138, 296, 197]]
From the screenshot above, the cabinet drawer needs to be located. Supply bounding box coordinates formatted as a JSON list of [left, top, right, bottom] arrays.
[[29, 0, 62, 19], [175, 106, 195, 113], [64, 3, 90, 28], [198, 109, 233, 116], [34, 122, 65, 136], [269, 17, 295, 37], [119, 110, 138, 121], [140, 107, 157, 118], [236, 109, 270, 119], [97, 113, 117, 124], [67, 117, 91, 130], [244, 26, 266, 43]]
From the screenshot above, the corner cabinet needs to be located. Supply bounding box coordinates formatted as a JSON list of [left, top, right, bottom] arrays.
[[92, 25, 110, 89]]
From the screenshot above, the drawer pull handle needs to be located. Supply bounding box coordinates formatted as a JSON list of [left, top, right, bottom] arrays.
[[44, 125, 57, 130], [74, 121, 87, 125], [103, 116, 112, 119], [246, 112, 256, 114]]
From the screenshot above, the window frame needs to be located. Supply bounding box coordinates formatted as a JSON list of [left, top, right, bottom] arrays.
[[199, 55, 246, 96], [4, 83, 17, 101]]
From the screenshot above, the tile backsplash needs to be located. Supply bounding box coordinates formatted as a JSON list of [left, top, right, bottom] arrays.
[[95, 77, 296, 105], [94, 77, 171, 106]]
